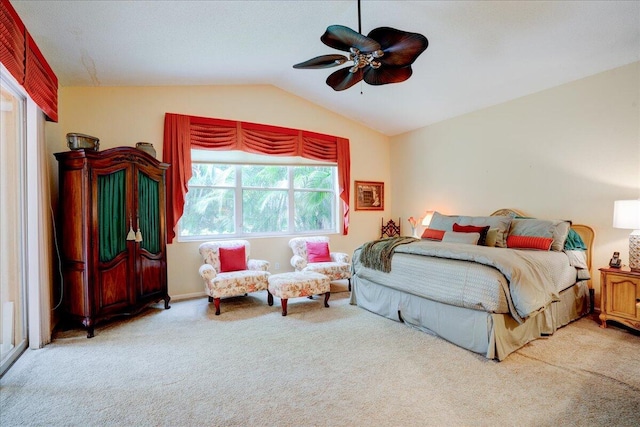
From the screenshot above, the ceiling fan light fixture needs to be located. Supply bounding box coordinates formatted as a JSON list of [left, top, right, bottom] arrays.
[[293, 1, 428, 91]]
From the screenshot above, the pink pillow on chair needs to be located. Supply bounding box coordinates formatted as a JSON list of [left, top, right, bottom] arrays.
[[219, 246, 247, 272], [306, 241, 331, 262]]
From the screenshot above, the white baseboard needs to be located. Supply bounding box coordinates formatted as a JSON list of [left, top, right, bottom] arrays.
[[170, 291, 207, 302]]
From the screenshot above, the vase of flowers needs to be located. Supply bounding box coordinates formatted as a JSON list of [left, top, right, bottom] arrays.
[[408, 217, 418, 238]]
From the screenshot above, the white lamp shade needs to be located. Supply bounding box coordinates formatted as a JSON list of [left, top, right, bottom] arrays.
[[613, 200, 640, 230], [422, 210, 434, 227]]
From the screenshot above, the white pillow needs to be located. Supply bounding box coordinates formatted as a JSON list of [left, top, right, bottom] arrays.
[[442, 231, 480, 245]]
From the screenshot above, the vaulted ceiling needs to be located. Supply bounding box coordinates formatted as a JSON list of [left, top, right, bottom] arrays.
[[10, 0, 640, 136]]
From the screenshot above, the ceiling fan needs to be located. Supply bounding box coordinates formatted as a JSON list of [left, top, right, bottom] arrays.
[[293, 0, 429, 91]]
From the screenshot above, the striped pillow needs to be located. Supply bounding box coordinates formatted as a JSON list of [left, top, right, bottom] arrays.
[[506, 235, 553, 251]]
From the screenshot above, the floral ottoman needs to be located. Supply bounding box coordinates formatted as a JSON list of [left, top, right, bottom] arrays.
[[267, 271, 330, 316]]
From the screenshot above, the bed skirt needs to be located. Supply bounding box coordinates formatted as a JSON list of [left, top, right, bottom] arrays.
[[350, 275, 590, 361]]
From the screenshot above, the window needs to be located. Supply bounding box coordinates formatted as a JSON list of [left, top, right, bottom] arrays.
[[179, 162, 338, 239]]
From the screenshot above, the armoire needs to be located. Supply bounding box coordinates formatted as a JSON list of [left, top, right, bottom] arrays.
[[55, 146, 171, 337]]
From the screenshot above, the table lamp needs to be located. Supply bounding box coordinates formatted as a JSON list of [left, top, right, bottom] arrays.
[[422, 210, 434, 228], [613, 199, 640, 272]]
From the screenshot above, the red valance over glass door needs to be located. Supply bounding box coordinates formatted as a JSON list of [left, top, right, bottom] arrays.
[[0, 0, 58, 122], [163, 113, 350, 243]]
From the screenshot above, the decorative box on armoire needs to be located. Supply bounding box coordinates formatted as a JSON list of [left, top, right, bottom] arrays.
[[55, 146, 171, 337]]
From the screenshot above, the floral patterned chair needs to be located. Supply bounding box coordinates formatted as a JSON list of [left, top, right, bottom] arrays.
[[198, 240, 270, 315], [288, 236, 351, 291]]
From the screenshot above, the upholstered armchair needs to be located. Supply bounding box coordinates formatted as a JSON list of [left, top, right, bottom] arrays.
[[288, 236, 351, 291], [198, 240, 270, 315]]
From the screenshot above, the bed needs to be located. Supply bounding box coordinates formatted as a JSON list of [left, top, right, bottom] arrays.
[[349, 208, 595, 361]]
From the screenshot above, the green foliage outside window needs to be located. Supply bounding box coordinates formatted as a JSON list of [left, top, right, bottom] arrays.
[[180, 163, 337, 238]]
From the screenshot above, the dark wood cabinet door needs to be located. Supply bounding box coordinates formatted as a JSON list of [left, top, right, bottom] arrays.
[[134, 164, 167, 303], [92, 162, 135, 314]]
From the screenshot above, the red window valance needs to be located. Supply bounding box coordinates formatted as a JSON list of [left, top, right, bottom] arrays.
[[24, 33, 58, 122], [163, 113, 350, 243], [0, 0, 58, 122], [0, 0, 25, 84]]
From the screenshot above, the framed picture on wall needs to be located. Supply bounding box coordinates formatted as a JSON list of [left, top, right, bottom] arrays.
[[355, 181, 384, 211]]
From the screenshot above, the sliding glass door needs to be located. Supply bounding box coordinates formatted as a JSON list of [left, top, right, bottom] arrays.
[[0, 77, 28, 376]]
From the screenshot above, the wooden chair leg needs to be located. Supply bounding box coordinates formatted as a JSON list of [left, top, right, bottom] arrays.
[[267, 291, 274, 306], [348, 278, 351, 292], [324, 292, 330, 308], [214, 297, 221, 316], [281, 298, 288, 316]]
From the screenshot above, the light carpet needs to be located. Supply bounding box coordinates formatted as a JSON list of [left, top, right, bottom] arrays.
[[1, 287, 639, 427]]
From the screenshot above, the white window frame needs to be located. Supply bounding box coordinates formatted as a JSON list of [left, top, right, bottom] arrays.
[[178, 152, 340, 241]]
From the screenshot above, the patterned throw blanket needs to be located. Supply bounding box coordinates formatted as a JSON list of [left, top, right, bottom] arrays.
[[360, 236, 419, 273]]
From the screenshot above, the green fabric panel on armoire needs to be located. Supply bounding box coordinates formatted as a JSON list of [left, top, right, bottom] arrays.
[[138, 172, 160, 254], [98, 170, 126, 262]]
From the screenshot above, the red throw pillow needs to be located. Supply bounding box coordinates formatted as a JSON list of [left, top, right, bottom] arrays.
[[506, 235, 553, 251], [306, 241, 331, 262], [219, 246, 247, 272], [453, 223, 490, 246], [421, 228, 445, 241]]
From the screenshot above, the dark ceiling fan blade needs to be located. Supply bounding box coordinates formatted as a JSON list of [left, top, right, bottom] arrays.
[[326, 67, 364, 91], [363, 66, 413, 86], [367, 27, 428, 67], [293, 54, 349, 69], [321, 25, 381, 53]]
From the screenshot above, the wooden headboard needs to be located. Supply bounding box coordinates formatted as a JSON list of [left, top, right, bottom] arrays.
[[490, 208, 596, 274]]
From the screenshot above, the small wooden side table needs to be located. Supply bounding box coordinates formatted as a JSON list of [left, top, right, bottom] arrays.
[[599, 267, 640, 332]]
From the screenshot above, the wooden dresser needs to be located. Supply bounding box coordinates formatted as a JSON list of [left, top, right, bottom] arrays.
[[599, 267, 640, 332], [55, 147, 171, 337]]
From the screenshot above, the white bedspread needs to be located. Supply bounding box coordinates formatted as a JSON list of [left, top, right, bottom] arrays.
[[352, 240, 578, 323]]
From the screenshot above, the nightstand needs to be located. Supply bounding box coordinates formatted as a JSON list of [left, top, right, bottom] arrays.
[[599, 267, 640, 332]]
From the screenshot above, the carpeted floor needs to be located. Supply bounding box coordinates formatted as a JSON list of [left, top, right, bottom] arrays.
[[1, 285, 639, 427]]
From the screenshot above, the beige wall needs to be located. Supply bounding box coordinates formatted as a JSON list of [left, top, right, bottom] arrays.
[[45, 62, 639, 307], [47, 85, 390, 299], [390, 62, 640, 305]]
